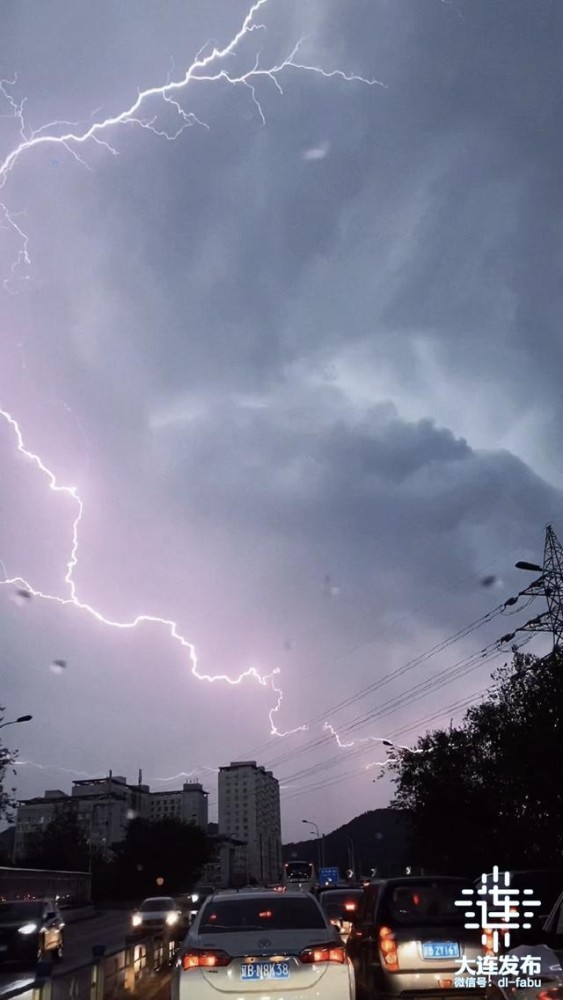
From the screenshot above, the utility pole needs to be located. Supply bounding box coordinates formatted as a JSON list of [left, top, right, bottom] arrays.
[[510, 524, 563, 650]]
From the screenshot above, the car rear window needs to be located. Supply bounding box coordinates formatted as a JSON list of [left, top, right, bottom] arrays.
[[320, 890, 363, 918], [199, 896, 327, 932], [381, 882, 473, 925]]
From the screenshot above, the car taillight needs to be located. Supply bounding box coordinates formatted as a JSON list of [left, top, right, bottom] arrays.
[[379, 926, 399, 972], [483, 927, 495, 955], [344, 903, 357, 912], [538, 989, 563, 1000], [299, 945, 346, 964], [182, 950, 231, 970]]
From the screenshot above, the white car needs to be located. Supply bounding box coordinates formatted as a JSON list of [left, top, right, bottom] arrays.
[[172, 889, 355, 1000], [131, 896, 183, 936]]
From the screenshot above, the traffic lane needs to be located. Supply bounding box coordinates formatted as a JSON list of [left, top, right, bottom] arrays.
[[0, 910, 132, 997]]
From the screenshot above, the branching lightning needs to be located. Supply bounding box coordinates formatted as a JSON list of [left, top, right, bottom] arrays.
[[0, 0, 384, 290], [0, 0, 405, 775], [1, 404, 288, 704], [323, 721, 425, 771]]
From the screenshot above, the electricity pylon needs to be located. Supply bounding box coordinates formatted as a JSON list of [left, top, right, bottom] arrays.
[[513, 524, 563, 650]]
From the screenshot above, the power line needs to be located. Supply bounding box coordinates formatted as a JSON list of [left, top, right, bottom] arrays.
[[260, 603, 511, 769], [280, 638, 537, 803], [278, 644, 502, 784], [243, 518, 562, 762]]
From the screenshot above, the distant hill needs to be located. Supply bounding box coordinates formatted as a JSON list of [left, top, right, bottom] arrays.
[[283, 808, 413, 877]]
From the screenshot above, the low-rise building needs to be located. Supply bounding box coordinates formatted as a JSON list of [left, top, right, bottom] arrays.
[[13, 774, 151, 861], [13, 771, 209, 862], [148, 782, 208, 828]]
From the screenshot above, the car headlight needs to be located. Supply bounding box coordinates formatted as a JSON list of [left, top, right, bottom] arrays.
[[18, 923, 38, 935], [191, 893, 199, 903], [132, 914, 143, 927], [166, 913, 179, 925]]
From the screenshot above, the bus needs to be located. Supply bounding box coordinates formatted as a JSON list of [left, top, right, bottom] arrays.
[[0, 867, 91, 906], [282, 861, 316, 893]]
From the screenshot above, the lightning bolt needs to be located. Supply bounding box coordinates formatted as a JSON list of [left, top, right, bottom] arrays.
[[17, 761, 94, 779], [0, 0, 403, 773], [323, 721, 425, 771], [0, 406, 283, 704], [0, 0, 384, 290]]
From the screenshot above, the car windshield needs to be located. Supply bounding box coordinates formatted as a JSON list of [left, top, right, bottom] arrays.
[[140, 898, 175, 912], [383, 882, 473, 925], [320, 889, 363, 917], [0, 901, 43, 920], [199, 896, 326, 932]]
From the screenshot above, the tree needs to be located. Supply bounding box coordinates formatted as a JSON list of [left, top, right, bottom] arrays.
[[111, 817, 214, 899], [23, 804, 90, 871], [0, 707, 19, 825], [386, 649, 563, 875]]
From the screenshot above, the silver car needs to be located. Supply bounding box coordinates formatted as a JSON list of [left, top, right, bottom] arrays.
[[487, 890, 563, 1000], [130, 896, 184, 937], [348, 876, 486, 998], [172, 889, 354, 1000]]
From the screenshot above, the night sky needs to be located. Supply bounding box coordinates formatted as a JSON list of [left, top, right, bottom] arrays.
[[1, 0, 562, 842]]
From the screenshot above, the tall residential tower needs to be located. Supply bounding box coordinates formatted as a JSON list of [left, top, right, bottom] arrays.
[[218, 761, 281, 884]]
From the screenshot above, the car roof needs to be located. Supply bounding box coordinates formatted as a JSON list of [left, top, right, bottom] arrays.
[[209, 890, 317, 901], [141, 896, 176, 903], [379, 876, 472, 885], [478, 870, 563, 878], [319, 887, 364, 895]]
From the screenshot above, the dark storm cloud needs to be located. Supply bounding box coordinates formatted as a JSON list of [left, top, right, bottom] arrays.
[[1, 0, 562, 838]]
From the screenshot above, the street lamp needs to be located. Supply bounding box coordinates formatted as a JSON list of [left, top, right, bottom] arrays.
[[515, 561, 543, 573], [0, 715, 32, 730], [302, 819, 324, 869], [345, 835, 355, 876]]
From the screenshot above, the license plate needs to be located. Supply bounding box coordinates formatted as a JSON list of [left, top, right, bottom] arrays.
[[422, 942, 460, 959], [240, 961, 291, 981]]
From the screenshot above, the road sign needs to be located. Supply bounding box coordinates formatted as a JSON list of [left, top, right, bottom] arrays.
[[319, 867, 340, 884]]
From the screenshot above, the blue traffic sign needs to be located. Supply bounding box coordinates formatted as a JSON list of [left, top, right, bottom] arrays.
[[319, 867, 340, 884]]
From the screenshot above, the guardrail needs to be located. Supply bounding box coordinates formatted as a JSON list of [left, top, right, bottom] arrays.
[[1, 932, 177, 1000]]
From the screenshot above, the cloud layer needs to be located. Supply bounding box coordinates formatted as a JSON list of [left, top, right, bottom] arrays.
[[1, 0, 562, 840]]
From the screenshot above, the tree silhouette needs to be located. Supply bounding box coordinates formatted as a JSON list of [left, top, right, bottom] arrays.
[[112, 817, 214, 898], [386, 649, 563, 874], [0, 708, 20, 825], [22, 803, 90, 871]]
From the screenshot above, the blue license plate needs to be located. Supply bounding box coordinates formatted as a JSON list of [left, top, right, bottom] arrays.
[[241, 961, 291, 981], [422, 942, 460, 960]]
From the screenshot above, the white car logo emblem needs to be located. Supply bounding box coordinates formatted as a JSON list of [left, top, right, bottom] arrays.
[[258, 938, 271, 947]]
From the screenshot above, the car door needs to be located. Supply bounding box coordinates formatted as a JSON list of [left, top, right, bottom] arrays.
[[347, 886, 379, 992]]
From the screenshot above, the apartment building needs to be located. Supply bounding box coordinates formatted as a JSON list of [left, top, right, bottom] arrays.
[[149, 782, 208, 828], [14, 773, 209, 861], [218, 761, 281, 884], [13, 774, 151, 861]]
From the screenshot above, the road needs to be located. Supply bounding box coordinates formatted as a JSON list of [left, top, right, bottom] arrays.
[[0, 909, 132, 998]]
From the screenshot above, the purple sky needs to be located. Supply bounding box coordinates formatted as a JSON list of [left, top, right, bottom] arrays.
[[1, 0, 562, 843]]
